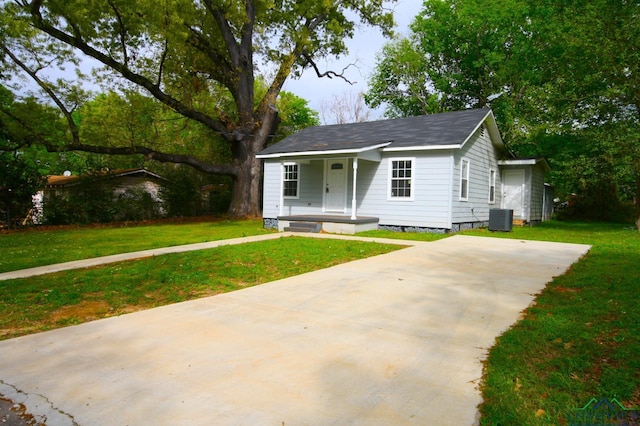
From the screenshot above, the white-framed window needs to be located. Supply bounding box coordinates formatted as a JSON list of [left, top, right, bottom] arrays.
[[489, 169, 496, 203], [389, 158, 414, 200], [283, 162, 299, 199], [460, 158, 470, 200]]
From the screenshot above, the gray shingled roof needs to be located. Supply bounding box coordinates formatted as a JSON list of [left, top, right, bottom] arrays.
[[258, 108, 492, 156]]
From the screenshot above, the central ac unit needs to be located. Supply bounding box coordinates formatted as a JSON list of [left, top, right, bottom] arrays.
[[489, 209, 513, 232]]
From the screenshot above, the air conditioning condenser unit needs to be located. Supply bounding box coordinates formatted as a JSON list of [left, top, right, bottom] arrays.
[[489, 209, 513, 232]]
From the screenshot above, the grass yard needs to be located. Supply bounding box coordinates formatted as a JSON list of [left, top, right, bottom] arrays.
[[0, 218, 273, 273], [0, 235, 402, 340], [2, 218, 638, 424], [463, 222, 640, 425]]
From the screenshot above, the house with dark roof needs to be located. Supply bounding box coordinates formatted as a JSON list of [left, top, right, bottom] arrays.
[[257, 108, 550, 233]]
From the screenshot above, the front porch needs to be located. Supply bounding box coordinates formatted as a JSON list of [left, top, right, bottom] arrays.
[[273, 215, 379, 235]]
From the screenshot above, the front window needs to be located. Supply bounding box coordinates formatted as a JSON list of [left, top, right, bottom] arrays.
[[489, 169, 496, 203], [390, 158, 413, 199], [460, 159, 469, 200], [283, 163, 299, 198]]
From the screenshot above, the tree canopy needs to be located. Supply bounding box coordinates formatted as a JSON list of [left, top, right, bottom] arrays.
[[0, 0, 393, 217]]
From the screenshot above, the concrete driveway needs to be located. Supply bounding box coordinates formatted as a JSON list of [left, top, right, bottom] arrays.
[[0, 235, 590, 425]]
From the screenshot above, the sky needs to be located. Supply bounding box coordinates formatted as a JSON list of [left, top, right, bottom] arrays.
[[282, 0, 419, 122]]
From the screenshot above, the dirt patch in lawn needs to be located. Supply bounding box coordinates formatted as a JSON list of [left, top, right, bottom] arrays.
[[50, 300, 112, 323]]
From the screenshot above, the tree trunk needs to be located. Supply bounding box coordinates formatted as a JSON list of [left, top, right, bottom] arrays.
[[228, 153, 263, 218]]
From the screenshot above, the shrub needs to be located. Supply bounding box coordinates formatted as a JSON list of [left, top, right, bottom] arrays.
[[113, 187, 161, 222], [43, 177, 163, 225]]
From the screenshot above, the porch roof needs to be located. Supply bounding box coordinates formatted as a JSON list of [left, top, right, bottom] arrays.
[[257, 108, 500, 159], [256, 141, 391, 159], [499, 157, 551, 172]]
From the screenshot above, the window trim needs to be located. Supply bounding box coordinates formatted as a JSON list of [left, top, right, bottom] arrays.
[[388, 157, 415, 201], [488, 168, 496, 204], [282, 162, 300, 199], [460, 158, 470, 201]]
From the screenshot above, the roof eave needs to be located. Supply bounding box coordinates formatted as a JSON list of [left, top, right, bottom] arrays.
[[499, 158, 552, 171], [458, 109, 505, 150], [382, 144, 461, 152], [256, 141, 392, 159]]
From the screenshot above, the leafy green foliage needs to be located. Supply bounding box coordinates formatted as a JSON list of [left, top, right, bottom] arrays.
[[158, 171, 201, 218], [366, 0, 640, 221], [42, 172, 165, 225], [365, 37, 441, 118], [0, 151, 46, 228]]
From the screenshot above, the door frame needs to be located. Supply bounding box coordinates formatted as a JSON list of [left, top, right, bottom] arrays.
[[323, 158, 348, 213], [502, 169, 526, 218]]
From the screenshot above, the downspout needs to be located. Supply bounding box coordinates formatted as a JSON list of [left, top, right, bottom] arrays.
[[447, 153, 454, 228], [279, 161, 284, 217], [542, 183, 548, 221], [351, 157, 358, 220]]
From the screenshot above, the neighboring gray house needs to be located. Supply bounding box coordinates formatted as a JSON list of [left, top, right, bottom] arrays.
[[32, 168, 168, 223], [257, 108, 549, 233], [43, 168, 167, 201]]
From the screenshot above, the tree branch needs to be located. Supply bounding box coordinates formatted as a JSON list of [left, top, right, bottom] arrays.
[[157, 36, 169, 88], [107, 0, 129, 66], [27, 2, 233, 140], [46, 142, 238, 176], [302, 53, 357, 85], [202, 0, 240, 68], [184, 25, 235, 87], [1, 44, 81, 145], [200, 0, 255, 123]]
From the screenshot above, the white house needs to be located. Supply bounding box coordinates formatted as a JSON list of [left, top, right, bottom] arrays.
[[257, 108, 549, 234]]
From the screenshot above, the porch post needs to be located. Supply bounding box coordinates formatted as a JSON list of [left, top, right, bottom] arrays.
[[351, 157, 358, 220], [279, 161, 284, 217]]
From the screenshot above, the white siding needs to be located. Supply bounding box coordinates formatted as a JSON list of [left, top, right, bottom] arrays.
[[451, 127, 503, 224], [262, 161, 281, 218], [529, 165, 546, 222], [263, 159, 325, 217], [357, 151, 453, 228]]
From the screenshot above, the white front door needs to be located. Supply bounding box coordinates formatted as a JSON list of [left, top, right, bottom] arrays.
[[325, 159, 347, 212], [503, 169, 525, 217]]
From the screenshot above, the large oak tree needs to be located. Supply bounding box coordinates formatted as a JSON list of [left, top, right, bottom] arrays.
[[0, 0, 394, 217]]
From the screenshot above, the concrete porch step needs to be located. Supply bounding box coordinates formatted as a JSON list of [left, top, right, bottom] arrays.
[[284, 222, 321, 233]]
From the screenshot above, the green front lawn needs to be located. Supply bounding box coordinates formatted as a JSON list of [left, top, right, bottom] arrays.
[[0, 219, 272, 273], [0, 236, 402, 340]]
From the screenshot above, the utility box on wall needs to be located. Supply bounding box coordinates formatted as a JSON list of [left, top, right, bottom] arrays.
[[489, 209, 513, 232]]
